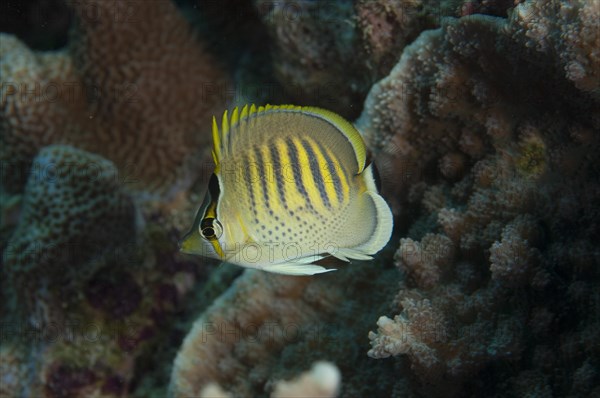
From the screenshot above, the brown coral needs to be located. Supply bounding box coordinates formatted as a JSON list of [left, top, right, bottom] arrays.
[[169, 270, 344, 397], [1, 0, 229, 195], [394, 234, 454, 289], [362, 0, 600, 395], [354, 0, 446, 77], [489, 216, 541, 287], [511, 0, 600, 93], [0, 34, 90, 191], [368, 298, 447, 370]]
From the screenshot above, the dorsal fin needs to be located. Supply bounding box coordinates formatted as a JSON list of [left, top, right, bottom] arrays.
[[298, 106, 367, 173], [210, 104, 368, 173]]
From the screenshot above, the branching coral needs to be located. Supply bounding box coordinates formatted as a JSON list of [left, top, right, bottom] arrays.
[[489, 215, 541, 287], [395, 233, 454, 289], [1, 0, 229, 195], [512, 0, 600, 93], [368, 298, 446, 369], [362, 0, 600, 395]]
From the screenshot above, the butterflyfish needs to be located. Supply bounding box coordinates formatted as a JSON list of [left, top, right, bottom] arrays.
[[180, 104, 393, 275]]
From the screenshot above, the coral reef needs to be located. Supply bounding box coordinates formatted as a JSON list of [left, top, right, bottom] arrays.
[[361, 0, 600, 396], [1, 0, 599, 396], [0, 1, 228, 396], [1, 0, 229, 195], [253, 0, 480, 119], [253, 0, 519, 119]]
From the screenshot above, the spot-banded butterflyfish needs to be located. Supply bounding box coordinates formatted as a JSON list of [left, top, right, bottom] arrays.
[[180, 104, 393, 275]]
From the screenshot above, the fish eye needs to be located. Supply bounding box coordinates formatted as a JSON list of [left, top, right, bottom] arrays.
[[200, 218, 223, 240], [201, 226, 215, 238]]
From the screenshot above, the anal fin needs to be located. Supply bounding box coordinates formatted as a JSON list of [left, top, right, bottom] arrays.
[[261, 263, 336, 276], [331, 248, 374, 262]]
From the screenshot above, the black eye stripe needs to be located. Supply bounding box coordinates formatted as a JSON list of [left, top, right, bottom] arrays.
[[208, 172, 220, 199], [199, 172, 222, 240]]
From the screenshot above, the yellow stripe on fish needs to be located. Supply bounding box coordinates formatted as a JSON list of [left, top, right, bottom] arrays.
[[179, 104, 393, 276], [288, 137, 329, 214]]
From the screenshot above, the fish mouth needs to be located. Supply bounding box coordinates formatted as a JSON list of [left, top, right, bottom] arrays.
[[178, 231, 201, 254], [178, 231, 224, 260]]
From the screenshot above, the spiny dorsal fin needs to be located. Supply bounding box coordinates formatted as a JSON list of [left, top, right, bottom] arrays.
[[210, 104, 367, 173]]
